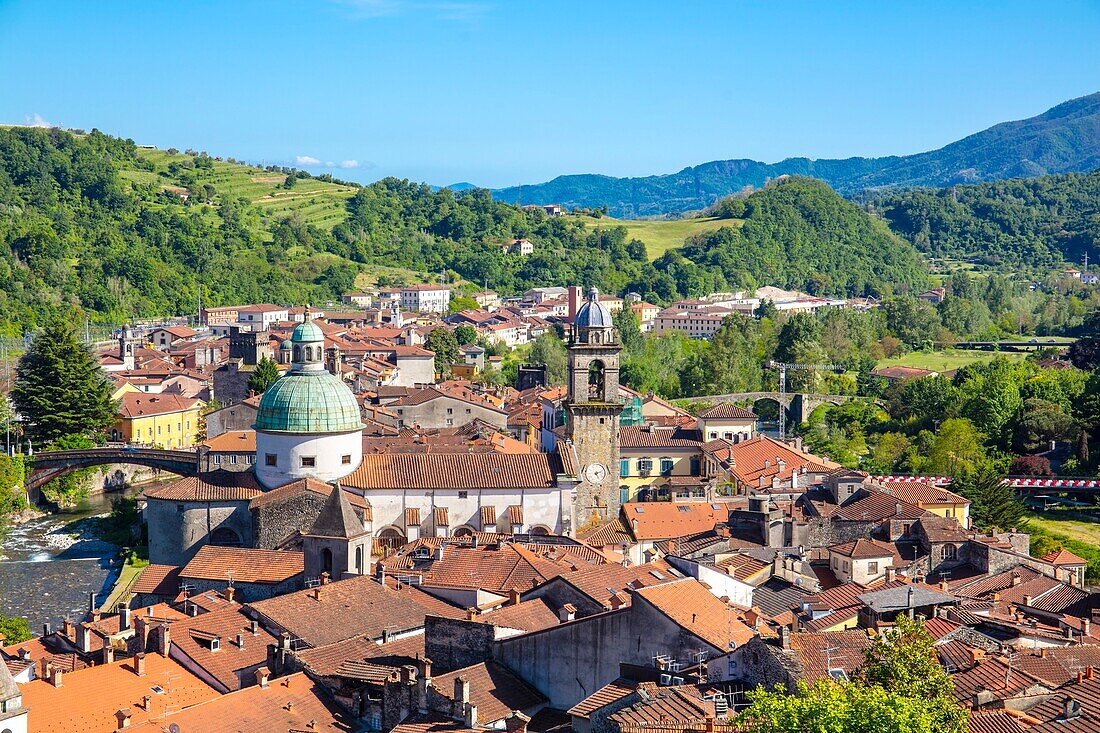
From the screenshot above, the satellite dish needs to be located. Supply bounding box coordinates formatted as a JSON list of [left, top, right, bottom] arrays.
[[170, 724, 182, 733]]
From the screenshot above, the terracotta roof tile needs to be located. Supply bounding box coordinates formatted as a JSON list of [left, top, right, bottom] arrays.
[[201, 429, 256, 452], [406, 507, 422, 526], [117, 392, 200, 418], [879, 480, 970, 507], [170, 605, 280, 691], [633, 578, 755, 650], [789, 629, 874, 683], [249, 477, 370, 514], [723, 436, 841, 486], [296, 632, 425, 678], [507, 505, 524, 525], [435, 507, 450, 527], [621, 502, 733, 541], [248, 575, 453, 648], [131, 564, 183, 596], [126, 671, 354, 732], [181, 545, 303, 585], [20, 652, 220, 733], [828, 538, 897, 559], [345, 453, 559, 491], [696, 403, 756, 420], [143, 472, 262, 502], [476, 598, 560, 633], [619, 425, 703, 448], [480, 506, 497, 526], [432, 661, 547, 723], [568, 677, 637, 718], [1042, 548, 1088, 566]]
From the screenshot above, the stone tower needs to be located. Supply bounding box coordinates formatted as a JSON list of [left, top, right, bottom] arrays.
[[303, 483, 371, 582], [566, 287, 622, 533]]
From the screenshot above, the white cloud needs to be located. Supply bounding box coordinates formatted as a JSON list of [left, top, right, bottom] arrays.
[[295, 155, 322, 166], [339, 160, 361, 169], [24, 113, 56, 128]]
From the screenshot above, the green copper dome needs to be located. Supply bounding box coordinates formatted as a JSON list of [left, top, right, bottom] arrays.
[[292, 320, 325, 342], [255, 370, 364, 434]]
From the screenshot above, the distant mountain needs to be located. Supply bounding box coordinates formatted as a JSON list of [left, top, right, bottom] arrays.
[[443, 181, 477, 191], [493, 92, 1100, 217]]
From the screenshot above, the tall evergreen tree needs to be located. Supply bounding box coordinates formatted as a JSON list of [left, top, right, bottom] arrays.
[[953, 463, 1027, 532], [248, 356, 281, 395], [12, 318, 116, 445]]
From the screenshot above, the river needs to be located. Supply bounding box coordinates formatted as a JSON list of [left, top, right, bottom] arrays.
[[0, 486, 144, 633]]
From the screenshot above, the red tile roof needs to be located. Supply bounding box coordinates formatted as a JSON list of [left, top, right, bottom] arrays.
[[117, 392, 200, 418], [143, 472, 262, 502], [1042, 548, 1088, 566], [432, 661, 547, 723], [476, 598, 560, 633], [828, 538, 897, 559], [131, 564, 183, 596], [181, 545, 304, 585], [633, 578, 755, 650], [345, 453, 559, 490], [169, 605, 280, 691], [621, 502, 733, 541], [696, 403, 756, 420]]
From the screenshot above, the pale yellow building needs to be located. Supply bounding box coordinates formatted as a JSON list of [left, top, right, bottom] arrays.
[[111, 392, 203, 449]]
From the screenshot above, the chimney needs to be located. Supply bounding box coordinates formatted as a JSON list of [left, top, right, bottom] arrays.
[[1085, 618, 1091, 636], [504, 711, 531, 733], [466, 608, 477, 621], [559, 603, 576, 623], [509, 588, 521, 606], [609, 593, 626, 610], [88, 591, 97, 616], [1024, 595, 1033, 607], [256, 666, 270, 688], [42, 622, 50, 638], [225, 586, 236, 603], [251, 619, 260, 636], [119, 601, 131, 631], [76, 623, 91, 653], [401, 665, 417, 685], [667, 538, 677, 555], [968, 648, 984, 666], [1064, 697, 1082, 720], [62, 619, 74, 639], [454, 675, 470, 709], [1011, 573, 1021, 586], [885, 567, 896, 582], [237, 633, 245, 649], [142, 695, 152, 711], [320, 571, 330, 586], [779, 626, 791, 650], [1087, 667, 1095, 681], [38, 658, 51, 680], [464, 704, 478, 729], [418, 656, 432, 683], [103, 645, 115, 664], [115, 709, 131, 730], [50, 667, 64, 688], [134, 652, 147, 677]]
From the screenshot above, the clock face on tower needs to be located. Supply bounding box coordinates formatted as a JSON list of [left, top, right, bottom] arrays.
[[584, 462, 608, 485]]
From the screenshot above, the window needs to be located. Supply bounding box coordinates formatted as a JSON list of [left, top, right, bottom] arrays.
[[446, 408, 453, 414], [342, 454, 352, 465], [213, 455, 222, 465], [621, 459, 630, 478], [843, 560, 850, 572], [941, 544, 958, 561], [265, 453, 278, 467], [458, 491, 468, 499], [301, 456, 316, 467], [867, 562, 878, 575], [465, 408, 471, 414], [689, 456, 701, 476], [230, 455, 237, 465], [445, 419, 454, 427], [209, 637, 220, 652], [166, 424, 171, 434], [660, 458, 674, 476], [157, 425, 162, 435], [638, 458, 653, 474]]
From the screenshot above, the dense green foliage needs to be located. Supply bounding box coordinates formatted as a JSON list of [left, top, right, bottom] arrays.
[[13, 319, 116, 445], [674, 178, 929, 297], [248, 356, 281, 394], [0, 612, 32, 644], [494, 92, 1100, 216], [877, 170, 1100, 269]]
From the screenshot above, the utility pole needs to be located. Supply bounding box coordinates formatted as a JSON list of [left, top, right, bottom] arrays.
[[766, 361, 842, 440]]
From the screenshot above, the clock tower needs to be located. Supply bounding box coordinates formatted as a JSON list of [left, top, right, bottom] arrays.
[[566, 287, 622, 534]]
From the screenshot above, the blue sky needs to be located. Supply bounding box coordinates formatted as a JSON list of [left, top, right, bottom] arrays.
[[2, 0, 1098, 187]]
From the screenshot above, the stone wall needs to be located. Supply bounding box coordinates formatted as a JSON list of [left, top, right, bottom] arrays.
[[251, 492, 368, 550], [146, 497, 254, 566], [734, 636, 803, 693], [424, 615, 498, 673]]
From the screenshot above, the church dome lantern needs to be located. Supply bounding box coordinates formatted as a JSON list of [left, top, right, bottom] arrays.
[[573, 287, 616, 345]]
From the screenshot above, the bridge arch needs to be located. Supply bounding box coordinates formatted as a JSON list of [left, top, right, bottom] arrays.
[[25, 447, 204, 505]]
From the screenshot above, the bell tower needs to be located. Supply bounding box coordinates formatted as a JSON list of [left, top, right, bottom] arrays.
[[566, 288, 622, 534]]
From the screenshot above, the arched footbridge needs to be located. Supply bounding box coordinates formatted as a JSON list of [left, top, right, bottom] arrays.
[[25, 447, 205, 504], [679, 392, 884, 425]]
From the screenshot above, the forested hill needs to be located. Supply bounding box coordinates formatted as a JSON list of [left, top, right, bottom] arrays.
[[874, 170, 1100, 270], [493, 92, 1100, 217], [0, 127, 926, 331], [667, 177, 928, 298]]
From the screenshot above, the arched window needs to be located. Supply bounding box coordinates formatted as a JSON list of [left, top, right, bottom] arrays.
[[210, 526, 241, 547], [529, 525, 551, 536], [293, 346, 302, 362], [588, 360, 605, 399], [355, 546, 364, 575], [452, 526, 475, 538], [377, 526, 406, 551], [940, 543, 958, 561], [322, 548, 333, 575]]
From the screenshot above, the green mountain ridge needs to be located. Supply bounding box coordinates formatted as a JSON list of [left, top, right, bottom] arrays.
[[493, 92, 1100, 217]]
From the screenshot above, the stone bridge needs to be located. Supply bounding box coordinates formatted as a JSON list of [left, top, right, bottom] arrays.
[[26, 447, 205, 505], [678, 392, 882, 426]]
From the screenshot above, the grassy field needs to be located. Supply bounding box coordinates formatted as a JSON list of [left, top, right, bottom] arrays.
[[1026, 511, 1100, 546], [876, 348, 1029, 372], [124, 149, 357, 230], [573, 214, 740, 260]]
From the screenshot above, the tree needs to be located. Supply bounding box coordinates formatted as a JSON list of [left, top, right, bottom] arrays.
[[737, 678, 966, 733], [195, 397, 223, 443], [425, 327, 459, 374], [884, 296, 940, 346], [248, 356, 281, 395], [1012, 398, 1076, 453], [527, 333, 568, 386], [448, 295, 479, 314], [953, 463, 1027, 532], [453, 325, 478, 346], [0, 613, 31, 644], [13, 318, 116, 445], [613, 308, 644, 353], [921, 418, 985, 475], [1010, 455, 1053, 476]]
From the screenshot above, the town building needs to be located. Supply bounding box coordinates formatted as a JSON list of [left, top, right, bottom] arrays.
[[111, 392, 202, 449]]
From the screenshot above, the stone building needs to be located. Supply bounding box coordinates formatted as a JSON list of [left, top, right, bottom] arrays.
[[213, 327, 274, 405], [143, 473, 262, 565], [302, 481, 372, 582], [249, 478, 371, 550]]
